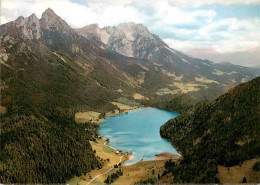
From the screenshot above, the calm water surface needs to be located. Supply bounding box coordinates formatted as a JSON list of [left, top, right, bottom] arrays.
[[99, 107, 179, 164]]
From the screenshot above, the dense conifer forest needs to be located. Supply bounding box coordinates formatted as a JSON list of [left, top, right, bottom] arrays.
[[0, 107, 102, 183], [160, 77, 260, 183]]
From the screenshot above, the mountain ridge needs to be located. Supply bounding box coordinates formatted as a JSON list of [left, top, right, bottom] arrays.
[[187, 47, 260, 67], [0, 8, 259, 183]]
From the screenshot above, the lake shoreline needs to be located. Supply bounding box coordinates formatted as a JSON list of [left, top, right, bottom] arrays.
[[97, 106, 144, 166], [67, 107, 181, 184], [97, 106, 144, 124], [98, 107, 181, 166]]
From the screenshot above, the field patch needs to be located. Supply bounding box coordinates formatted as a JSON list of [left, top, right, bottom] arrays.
[[0, 106, 7, 114], [67, 138, 130, 185], [217, 158, 260, 183], [75, 111, 101, 123], [156, 81, 207, 95], [114, 160, 172, 185], [111, 102, 134, 110], [156, 88, 179, 95], [169, 81, 207, 93], [133, 93, 149, 100], [195, 76, 219, 84]]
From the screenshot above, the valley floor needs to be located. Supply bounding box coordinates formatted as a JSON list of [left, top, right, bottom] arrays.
[[67, 138, 173, 185], [68, 103, 260, 184]]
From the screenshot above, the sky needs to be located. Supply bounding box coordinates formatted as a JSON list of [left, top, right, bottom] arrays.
[[1, 0, 260, 53]]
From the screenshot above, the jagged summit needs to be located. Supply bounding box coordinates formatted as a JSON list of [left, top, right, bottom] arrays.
[[42, 8, 56, 17], [76, 21, 168, 58], [77, 24, 101, 34], [16, 16, 25, 21], [40, 8, 71, 32], [117, 22, 150, 33], [29, 13, 38, 19], [9, 13, 41, 39], [76, 23, 110, 45]]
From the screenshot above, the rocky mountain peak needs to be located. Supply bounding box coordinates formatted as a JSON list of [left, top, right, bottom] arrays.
[[41, 8, 56, 18], [76, 21, 167, 58], [28, 13, 38, 20], [40, 8, 71, 33], [85, 24, 100, 30], [76, 24, 100, 35], [16, 16, 25, 21], [76, 24, 110, 44], [117, 22, 150, 36], [11, 13, 41, 39]]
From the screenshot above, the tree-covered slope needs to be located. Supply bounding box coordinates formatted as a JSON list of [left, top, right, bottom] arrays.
[[0, 111, 101, 183], [1, 8, 259, 183], [160, 77, 260, 183]]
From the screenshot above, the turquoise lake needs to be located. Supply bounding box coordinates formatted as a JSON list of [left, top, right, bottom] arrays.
[[99, 107, 179, 164]]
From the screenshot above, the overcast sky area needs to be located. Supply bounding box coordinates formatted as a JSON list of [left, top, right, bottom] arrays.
[[1, 0, 260, 53]]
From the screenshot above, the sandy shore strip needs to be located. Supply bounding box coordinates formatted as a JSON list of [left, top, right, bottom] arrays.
[[103, 139, 118, 151], [155, 152, 181, 160], [122, 155, 137, 166]]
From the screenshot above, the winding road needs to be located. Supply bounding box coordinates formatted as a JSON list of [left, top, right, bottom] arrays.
[[86, 154, 126, 185]]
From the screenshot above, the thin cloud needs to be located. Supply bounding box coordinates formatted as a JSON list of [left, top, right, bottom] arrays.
[[1, 0, 260, 53]]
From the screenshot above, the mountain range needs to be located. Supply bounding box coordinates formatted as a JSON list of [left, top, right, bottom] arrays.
[[75, 20, 260, 99], [1, 8, 259, 108], [187, 47, 260, 68], [0, 8, 259, 183]]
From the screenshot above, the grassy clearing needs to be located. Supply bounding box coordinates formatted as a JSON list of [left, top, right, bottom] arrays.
[[115, 160, 171, 185], [75, 111, 101, 123], [133, 93, 149, 100], [169, 81, 207, 93], [66, 176, 81, 185], [161, 69, 183, 81], [90, 138, 128, 165], [195, 76, 219, 84], [67, 137, 173, 185], [156, 88, 179, 95], [67, 138, 130, 185], [115, 89, 123, 93], [156, 81, 208, 96], [0, 106, 7, 114], [212, 69, 225, 75], [111, 102, 137, 110], [217, 158, 260, 183]]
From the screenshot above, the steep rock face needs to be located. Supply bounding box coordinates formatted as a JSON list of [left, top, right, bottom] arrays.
[[40, 8, 72, 34], [76, 24, 109, 47], [106, 22, 163, 58], [20, 14, 41, 39], [76, 22, 259, 90], [0, 14, 41, 40], [76, 22, 167, 58], [1, 8, 259, 102], [0, 8, 172, 106]]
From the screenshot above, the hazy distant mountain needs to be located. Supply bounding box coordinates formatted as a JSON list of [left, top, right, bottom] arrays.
[[187, 47, 260, 67], [1, 7, 259, 114], [76, 22, 259, 98]]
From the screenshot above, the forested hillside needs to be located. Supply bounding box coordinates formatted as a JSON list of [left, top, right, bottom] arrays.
[[160, 77, 260, 183], [1, 8, 259, 183], [0, 110, 101, 183]]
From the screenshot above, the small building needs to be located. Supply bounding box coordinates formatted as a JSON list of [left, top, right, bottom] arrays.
[[115, 150, 120, 155]]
